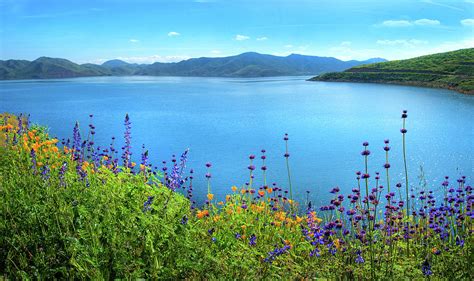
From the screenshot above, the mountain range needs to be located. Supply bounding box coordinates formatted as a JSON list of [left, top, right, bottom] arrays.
[[311, 48, 473, 95], [0, 52, 386, 80]]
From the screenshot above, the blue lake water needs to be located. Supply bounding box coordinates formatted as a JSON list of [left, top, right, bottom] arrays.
[[1, 76, 473, 206]]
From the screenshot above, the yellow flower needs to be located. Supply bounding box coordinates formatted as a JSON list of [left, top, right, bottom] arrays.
[[240, 189, 246, 194], [231, 186, 238, 192], [225, 195, 231, 201], [258, 190, 265, 197], [196, 210, 209, 219], [207, 193, 214, 201], [334, 239, 340, 249]]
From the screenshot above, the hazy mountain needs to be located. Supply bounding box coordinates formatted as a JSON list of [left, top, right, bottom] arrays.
[[0, 52, 387, 80], [311, 48, 474, 94]]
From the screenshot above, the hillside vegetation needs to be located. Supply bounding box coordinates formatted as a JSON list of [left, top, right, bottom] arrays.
[[311, 48, 474, 94], [0, 53, 386, 80], [0, 112, 472, 279]]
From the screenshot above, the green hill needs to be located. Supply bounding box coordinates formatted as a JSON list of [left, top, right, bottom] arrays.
[[310, 48, 474, 94], [0, 53, 386, 80]]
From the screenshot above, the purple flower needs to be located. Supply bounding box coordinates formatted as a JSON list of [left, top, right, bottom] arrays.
[[72, 122, 82, 161], [361, 150, 371, 156], [421, 260, 432, 276], [205, 162, 212, 168], [30, 148, 37, 173], [362, 142, 369, 147], [249, 234, 257, 246], [400, 128, 407, 134], [355, 250, 364, 263], [402, 110, 408, 119], [122, 114, 132, 169], [142, 196, 154, 212], [167, 149, 189, 191], [58, 161, 68, 187], [264, 244, 290, 263]]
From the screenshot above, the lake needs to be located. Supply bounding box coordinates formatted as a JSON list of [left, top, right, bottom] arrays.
[[1, 76, 473, 206]]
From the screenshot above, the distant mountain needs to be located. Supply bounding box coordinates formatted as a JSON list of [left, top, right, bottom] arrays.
[[136, 52, 387, 77], [0, 52, 387, 80], [310, 48, 474, 94]]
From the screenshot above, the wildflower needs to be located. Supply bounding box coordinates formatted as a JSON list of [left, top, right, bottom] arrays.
[[235, 233, 241, 239], [41, 165, 50, 181], [355, 250, 365, 263], [421, 260, 432, 276], [122, 114, 132, 169], [181, 215, 188, 225], [264, 244, 290, 263], [249, 234, 257, 246], [142, 196, 154, 212], [207, 193, 214, 201], [196, 210, 209, 219], [310, 248, 320, 257], [231, 186, 237, 192], [30, 148, 37, 173], [167, 149, 189, 190], [58, 161, 67, 187]]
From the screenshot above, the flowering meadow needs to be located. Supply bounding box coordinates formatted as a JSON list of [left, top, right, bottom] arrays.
[[0, 111, 472, 279]]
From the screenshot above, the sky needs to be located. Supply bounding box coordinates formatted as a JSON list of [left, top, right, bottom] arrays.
[[0, 0, 473, 63]]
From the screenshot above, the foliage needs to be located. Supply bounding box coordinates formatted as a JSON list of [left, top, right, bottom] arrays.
[[0, 112, 472, 279], [312, 48, 474, 94]]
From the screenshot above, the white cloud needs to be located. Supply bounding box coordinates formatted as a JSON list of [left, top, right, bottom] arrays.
[[256, 36, 268, 41], [168, 31, 180, 37], [466, 0, 474, 3], [210, 50, 222, 55], [235, 34, 250, 41], [376, 39, 428, 47], [414, 19, 440, 25], [381, 18, 441, 27], [284, 44, 294, 48], [461, 19, 474, 26], [382, 20, 412, 27], [129, 39, 139, 43], [340, 41, 352, 47]]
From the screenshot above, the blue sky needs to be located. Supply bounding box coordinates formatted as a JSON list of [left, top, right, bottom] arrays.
[[0, 0, 473, 63]]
